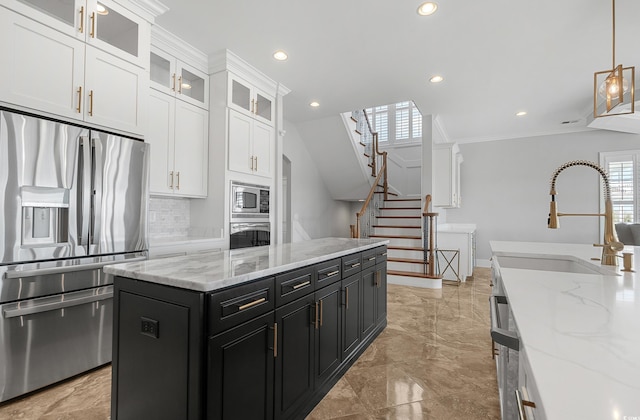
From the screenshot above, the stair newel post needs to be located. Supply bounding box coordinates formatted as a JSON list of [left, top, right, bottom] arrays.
[[382, 152, 388, 201], [423, 195, 440, 279]]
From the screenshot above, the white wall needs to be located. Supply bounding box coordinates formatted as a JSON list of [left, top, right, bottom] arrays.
[[445, 129, 640, 262], [284, 120, 352, 241]]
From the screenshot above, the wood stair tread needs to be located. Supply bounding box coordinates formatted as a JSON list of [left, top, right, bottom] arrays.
[[369, 234, 421, 239], [388, 270, 441, 279], [384, 198, 421, 202], [388, 245, 424, 251], [372, 225, 420, 229], [379, 207, 421, 210], [376, 215, 421, 219], [387, 257, 426, 264]]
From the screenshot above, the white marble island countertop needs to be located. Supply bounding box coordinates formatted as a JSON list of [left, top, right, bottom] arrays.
[[490, 241, 640, 420], [104, 237, 388, 292]]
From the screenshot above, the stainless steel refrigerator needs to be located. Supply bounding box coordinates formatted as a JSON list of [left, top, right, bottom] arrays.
[[0, 108, 149, 402]]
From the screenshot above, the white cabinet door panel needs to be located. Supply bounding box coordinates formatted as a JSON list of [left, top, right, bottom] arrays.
[[174, 101, 208, 197], [84, 46, 146, 135], [0, 7, 84, 120], [228, 110, 253, 175], [148, 90, 175, 194], [253, 120, 273, 178]]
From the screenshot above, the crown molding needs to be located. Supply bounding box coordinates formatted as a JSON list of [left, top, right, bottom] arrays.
[[209, 49, 290, 96], [118, 0, 169, 22], [151, 25, 208, 70]]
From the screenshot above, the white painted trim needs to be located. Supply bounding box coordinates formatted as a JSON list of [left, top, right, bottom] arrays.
[[208, 49, 289, 96], [432, 115, 451, 144], [151, 25, 208, 71], [115, 0, 168, 21], [388, 275, 442, 289]]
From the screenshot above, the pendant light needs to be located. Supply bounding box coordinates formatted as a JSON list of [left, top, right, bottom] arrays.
[[593, 0, 635, 118]]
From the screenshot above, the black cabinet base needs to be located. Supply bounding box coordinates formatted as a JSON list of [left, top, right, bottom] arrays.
[[291, 319, 387, 420]]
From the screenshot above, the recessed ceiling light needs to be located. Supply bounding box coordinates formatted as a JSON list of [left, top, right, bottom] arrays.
[[310, 101, 320, 108], [273, 50, 288, 61], [429, 75, 443, 83], [417, 2, 438, 16], [516, 111, 527, 116]]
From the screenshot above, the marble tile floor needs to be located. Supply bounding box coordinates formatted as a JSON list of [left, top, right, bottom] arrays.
[[0, 268, 499, 420]]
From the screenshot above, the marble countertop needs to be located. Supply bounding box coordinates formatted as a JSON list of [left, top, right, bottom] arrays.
[[490, 241, 640, 419], [104, 237, 388, 292]]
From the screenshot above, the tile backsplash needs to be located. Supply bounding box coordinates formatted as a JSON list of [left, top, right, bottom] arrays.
[[148, 197, 190, 238]]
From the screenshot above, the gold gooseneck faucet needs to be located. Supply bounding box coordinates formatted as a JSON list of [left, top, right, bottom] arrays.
[[548, 160, 624, 266]]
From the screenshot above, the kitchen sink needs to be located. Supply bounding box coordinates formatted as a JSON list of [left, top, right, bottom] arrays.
[[495, 255, 616, 275]]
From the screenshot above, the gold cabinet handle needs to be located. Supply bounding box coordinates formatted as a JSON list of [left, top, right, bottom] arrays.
[[178, 75, 182, 94], [169, 171, 174, 189], [78, 6, 84, 33], [351, 262, 360, 268], [250, 156, 254, 171], [292, 280, 310, 290], [90, 12, 96, 38], [345, 287, 349, 310], [88, 90, 94, 116], [251, 99, 255, 114], [255, 98, 258, 115], [326, 270, 339, 277], [319, 299, 323, 327], [238, 297, 266, 311], [273, 322, 278, 358], [368, 256, 376, 261], [314, 302, 319, 330], [176, 171, 180, 190], [172, 73, 176, 91], [76, 86, 82, 113], [254, 156, 257, 171]]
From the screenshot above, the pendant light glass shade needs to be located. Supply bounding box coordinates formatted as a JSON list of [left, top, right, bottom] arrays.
[[593, 0, 635, 118]]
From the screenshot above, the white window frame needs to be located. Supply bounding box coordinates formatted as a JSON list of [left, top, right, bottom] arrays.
[[366, 101, 422, 147], [599, 150, 640, 223]]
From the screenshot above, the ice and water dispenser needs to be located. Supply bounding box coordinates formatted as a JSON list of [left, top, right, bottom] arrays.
[[21, 187, 69, 246]]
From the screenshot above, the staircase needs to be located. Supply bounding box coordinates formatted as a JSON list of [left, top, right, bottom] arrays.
[[369, 198, 442, 289]]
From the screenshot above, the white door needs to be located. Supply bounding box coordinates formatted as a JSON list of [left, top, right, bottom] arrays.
[[147, 89, 175, 195], [228, 109, 253, 175], [252, 120, 273, 178], [84, 46, 146, 135], [174, 101, 208, 197], [0, 7, 85, 120]]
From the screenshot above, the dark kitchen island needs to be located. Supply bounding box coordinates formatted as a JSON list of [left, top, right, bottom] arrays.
[[104, 237, 388, 420]]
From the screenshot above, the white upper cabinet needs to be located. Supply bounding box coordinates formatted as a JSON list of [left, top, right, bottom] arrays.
[[0, 0, 157, 135], [228, 75, 274, 126], [0, 7, 85, 120], [228, 109, 273, 178], [8, 0, 149, 67], [150, 46, 208, 110]]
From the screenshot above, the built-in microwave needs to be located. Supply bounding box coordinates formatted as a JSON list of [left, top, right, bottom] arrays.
[[231, 181, 270, 218]]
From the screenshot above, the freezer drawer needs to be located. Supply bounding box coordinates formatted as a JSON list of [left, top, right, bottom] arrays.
[[0, 286, 113, 402]]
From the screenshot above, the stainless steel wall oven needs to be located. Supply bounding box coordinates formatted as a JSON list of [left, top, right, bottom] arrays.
[[229, 222, 270, 250], [0, 108, 149, 402]]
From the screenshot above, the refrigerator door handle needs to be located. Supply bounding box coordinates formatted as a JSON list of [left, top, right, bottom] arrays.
[[2, 286, 113, 318], [4, 256, 147, 279], [78, 136, 92, 247]]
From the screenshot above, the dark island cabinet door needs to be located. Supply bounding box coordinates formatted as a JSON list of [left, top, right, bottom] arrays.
[[376, 263, 387, 324], [361, 266, 377, 339], [341, 272, 361, 360], [207, 311, 276, 420], [274, 294, 315, 420], [314, 281, 342, 388]]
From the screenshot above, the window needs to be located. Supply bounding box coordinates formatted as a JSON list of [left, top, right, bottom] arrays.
[[365, 101, 422, 145], [600, 151, 640, 223]]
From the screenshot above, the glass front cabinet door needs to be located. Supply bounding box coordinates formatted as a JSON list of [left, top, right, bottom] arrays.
[[12, 0, 149, 67], [150, 47, 209, 109], [228, 75, 274, 126]]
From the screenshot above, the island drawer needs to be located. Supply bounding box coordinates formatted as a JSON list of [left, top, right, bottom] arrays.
[[276, 267, 315, 306], [208, 277, 275, 335], [342, 253, 362, 278], [376, 246, 387, 264], [316, 258, 342, 288], [362, 249, 378, 269]]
